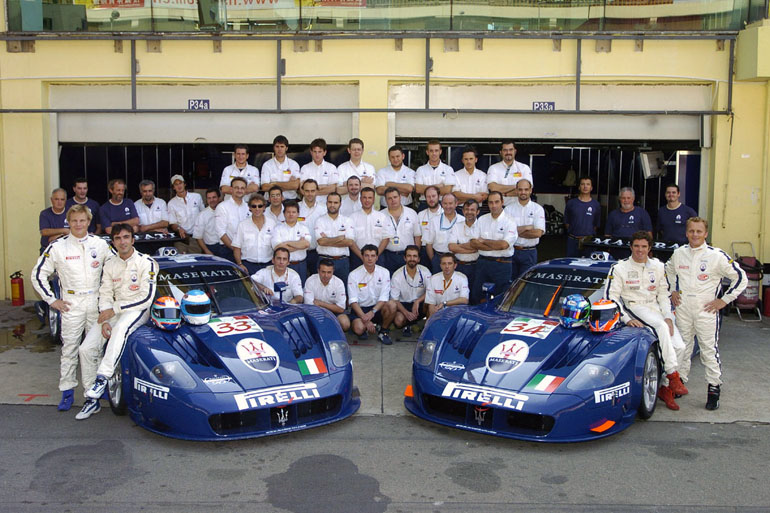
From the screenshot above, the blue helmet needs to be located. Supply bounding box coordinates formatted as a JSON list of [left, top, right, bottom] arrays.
[[560, 294, 591, 328], [181, 289, 211, 325], [151, 296, 181, 331]]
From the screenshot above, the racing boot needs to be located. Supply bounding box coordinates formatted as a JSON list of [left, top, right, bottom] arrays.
[[657, 385, 679, 411], [706, 384, 721, 410], [75, 399, 101, 420], [57, 390, 74, 411], [86, 375, 108, 399], [667, 371, 689, 397]]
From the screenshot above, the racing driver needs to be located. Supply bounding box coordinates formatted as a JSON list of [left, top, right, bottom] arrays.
[[665, 217, 746, 410], [77, 223, 158, 420], [31, 204, 113, 412], [605, 231, 688, 410]]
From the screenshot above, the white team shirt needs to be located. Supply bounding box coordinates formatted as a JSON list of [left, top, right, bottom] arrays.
[[505, 200, 546, 247], [134, 198, 168, 227], [251, 266, 303, 300], [424, 212, 465, 254], [299, 160, 340, 204], [220, 164, 260, 201], [168, 192, 204, 233], [415, 162, 457, 201], [298, 200, 327, 250], [347, 265, 391, 308], [487, 160, 534, 207], [454, 168, 488, 204], [192, 206, 221, 246], [315, 213, 353, 257], [214, 198, 251, 241], [265, 205, 285, 224], [375, 165, 416, 207], [384, 206, 420, 253], [338, 160, 376, 188], [303, 274, 347, 310], [271, 222, 312, 261], [390, 264, 430, 303], [448, 219, 480, 262], [232, 217, 276, 263], [349, 209, 394, 250], [261, 157, 301, 200], [425, 271, 470, 305], [476, 211, 518, 258], [416, 207, 442, 246], [340, 195, 363, 217]]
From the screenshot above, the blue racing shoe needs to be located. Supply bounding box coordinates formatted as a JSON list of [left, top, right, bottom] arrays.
[[58, 390, 74, 411]]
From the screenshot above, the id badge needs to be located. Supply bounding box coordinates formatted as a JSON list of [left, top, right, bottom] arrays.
[[393, 236, 400, 245]]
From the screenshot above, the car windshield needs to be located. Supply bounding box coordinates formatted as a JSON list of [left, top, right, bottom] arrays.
[[155, 263, 267, 315], [498, 266, 609, 317]]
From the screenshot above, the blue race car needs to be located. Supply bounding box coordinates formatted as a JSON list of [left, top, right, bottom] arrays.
[[404, 258, 660, 442], [106, 253, 359, 441]]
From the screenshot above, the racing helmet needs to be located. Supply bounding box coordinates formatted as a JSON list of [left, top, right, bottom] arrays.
[[150, 296, 181, 331], [560, 294, 591, 328], [588, 299, 621, 332], [181, 289, 212, 325]]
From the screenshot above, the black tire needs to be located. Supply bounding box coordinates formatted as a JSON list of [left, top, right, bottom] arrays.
[[638, 343, 660, 419], [108, 361, 127, 416], [48, 305, 61, 344]]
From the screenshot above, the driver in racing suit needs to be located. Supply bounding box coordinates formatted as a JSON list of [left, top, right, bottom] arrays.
[[605, 231, 688, 410], [31, 204, 113, 411], [76, 223, 157, 420], [665, 217, 746, 410]]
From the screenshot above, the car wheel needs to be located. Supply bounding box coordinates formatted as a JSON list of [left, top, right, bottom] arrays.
[[638, 343, 660, 419], [108, 361, 127, 416], [48, 305, 61, 344]]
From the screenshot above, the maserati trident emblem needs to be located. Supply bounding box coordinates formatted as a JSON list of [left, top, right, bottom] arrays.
[[276, 407, 289, 427], [474, 405, 490, 426]]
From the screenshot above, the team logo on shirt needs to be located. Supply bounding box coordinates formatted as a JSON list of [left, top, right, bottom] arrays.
[[124, 207, 130, 213], [648, 272, 655, 283], [700, 262, 707, 272], [629, 215, 635, 222]]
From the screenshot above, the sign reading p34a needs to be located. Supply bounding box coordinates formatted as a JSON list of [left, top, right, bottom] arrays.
[[532, 101, 555, 111], [188, 99, 210, 110]]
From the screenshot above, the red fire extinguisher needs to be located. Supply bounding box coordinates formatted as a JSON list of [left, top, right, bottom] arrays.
[[10, 271, 25, 306]]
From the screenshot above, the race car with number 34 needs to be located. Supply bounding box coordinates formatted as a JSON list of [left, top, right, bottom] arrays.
[[404, 257, 660, 442]]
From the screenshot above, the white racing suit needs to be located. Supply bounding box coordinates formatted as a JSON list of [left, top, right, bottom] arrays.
[[665, 244, 747, 386], [79, 249, 157, 396], [606, 257, 683, 382], [31, 234, 113, 391]]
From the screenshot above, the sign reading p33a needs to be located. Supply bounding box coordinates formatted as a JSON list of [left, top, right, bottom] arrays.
[[532, 101, 555, 111]]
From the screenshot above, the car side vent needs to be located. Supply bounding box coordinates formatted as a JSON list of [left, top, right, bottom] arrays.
[[282, 315, 317, 358], [547, 336, 604, 369], [448, 316, 485, 359]]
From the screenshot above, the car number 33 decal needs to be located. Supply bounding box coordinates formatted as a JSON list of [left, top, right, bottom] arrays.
[[209, 315, 264, 337], [500, 317, 559, 339]]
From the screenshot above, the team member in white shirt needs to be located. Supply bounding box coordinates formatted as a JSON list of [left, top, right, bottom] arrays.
[[134, 180, 169, 233], [340, 176, 363, 217], [265, 186, 286, 224], [388, 245, 430, 333], [304, 259, 350, 332], [214, 177, 250, 262], [193, 188, 228, 259], [261, 135, 301, 200], [504, 179, 546, 280], [298, 179, 328, 276], [299, 138, 339, 204], [375, 145, 416, 208], [315, 192, 355, 285], [414, 140, 457, 211], [251, 248, 303, 304], [220, 144, 260, 202], [349, 187, 393, 269], [425, 193, 464, 273], [382, 187, 420, 275], [448, 199, 481, 291], [271, 200, 311, 284], [232, 195, 276, 276], [470, 191, 518, 303], [425, 254, 470, 318], [347, 245, 395, 344], [337, 138, 376, 196], [454, 146, 488, 210], [168, 174, 204, 254], [415, 185, 442, 269], [487, 140, 534, 207]]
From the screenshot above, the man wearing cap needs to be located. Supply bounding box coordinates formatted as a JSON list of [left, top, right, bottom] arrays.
[[168, 174, 205, 254]]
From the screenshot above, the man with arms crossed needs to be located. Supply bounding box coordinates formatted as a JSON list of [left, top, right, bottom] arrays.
[[505, 179, 545, 280], [414, 140, 456, 211], [470, 191, 517, 304], [299, 138, 339, 205], [424, 193, 463, 273], [261, 135, 300, 200], [214, 177, 251, 262], [453, 146, 488, 211], [220, 144, 260, 201], [337, 138, 376, 196], [349, 187, 392, 269], [375, 145, 415, 208], [487, 140, 533, 207], [315, 192, 355, 285], [304, 259, 350, 332], [382, 187, 419, 275], [193, 188, 225, 258], [657, 184, 697, 245], [448, 199, 480, 291], [425, 254, 470, 318], [564, 176, 601, 257], [168, 174, 204, 254]]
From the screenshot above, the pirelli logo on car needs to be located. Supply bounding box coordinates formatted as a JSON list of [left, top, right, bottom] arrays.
[[233, 383, 320, 411], [594, 382, 631, 404], [441, 382, 529, 411], [133, 378, 169, 400]]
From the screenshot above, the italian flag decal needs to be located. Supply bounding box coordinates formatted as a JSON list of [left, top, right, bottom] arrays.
[[298, 358, 328, 376], [526, 374, 565, 393]]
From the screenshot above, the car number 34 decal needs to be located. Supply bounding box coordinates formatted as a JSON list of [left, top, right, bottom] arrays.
[[209, 316, 264, 337], [500, 317, 559, 339]]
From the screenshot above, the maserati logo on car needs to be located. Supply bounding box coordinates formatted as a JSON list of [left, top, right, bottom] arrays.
[[236, 338, 280, 373], [486, 340, 529, 374]]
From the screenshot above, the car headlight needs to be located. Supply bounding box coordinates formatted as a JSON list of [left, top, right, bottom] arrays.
[[414, 340, 437, 367], [566, 363, 615, 391], [151, 361, 197, 390], [328, 341, 352, 368]]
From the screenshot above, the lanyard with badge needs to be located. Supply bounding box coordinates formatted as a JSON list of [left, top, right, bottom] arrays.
[[390, 213, 401, 246], [439, 213, 457, 232], [404, 267, 425, 289]]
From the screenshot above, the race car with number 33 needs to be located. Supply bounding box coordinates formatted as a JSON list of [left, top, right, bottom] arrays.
[[404, 257, 660, 442], [107, 252, 359, 440]]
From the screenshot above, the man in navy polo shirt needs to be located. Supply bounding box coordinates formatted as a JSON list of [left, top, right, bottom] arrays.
[[563, 176, 601, 257], [657, 184, 697, 245], [99, 179, 139, 234], [39, 188, 70, 251], [65, 177, 101, 233], [605, 187, 653, 239]]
